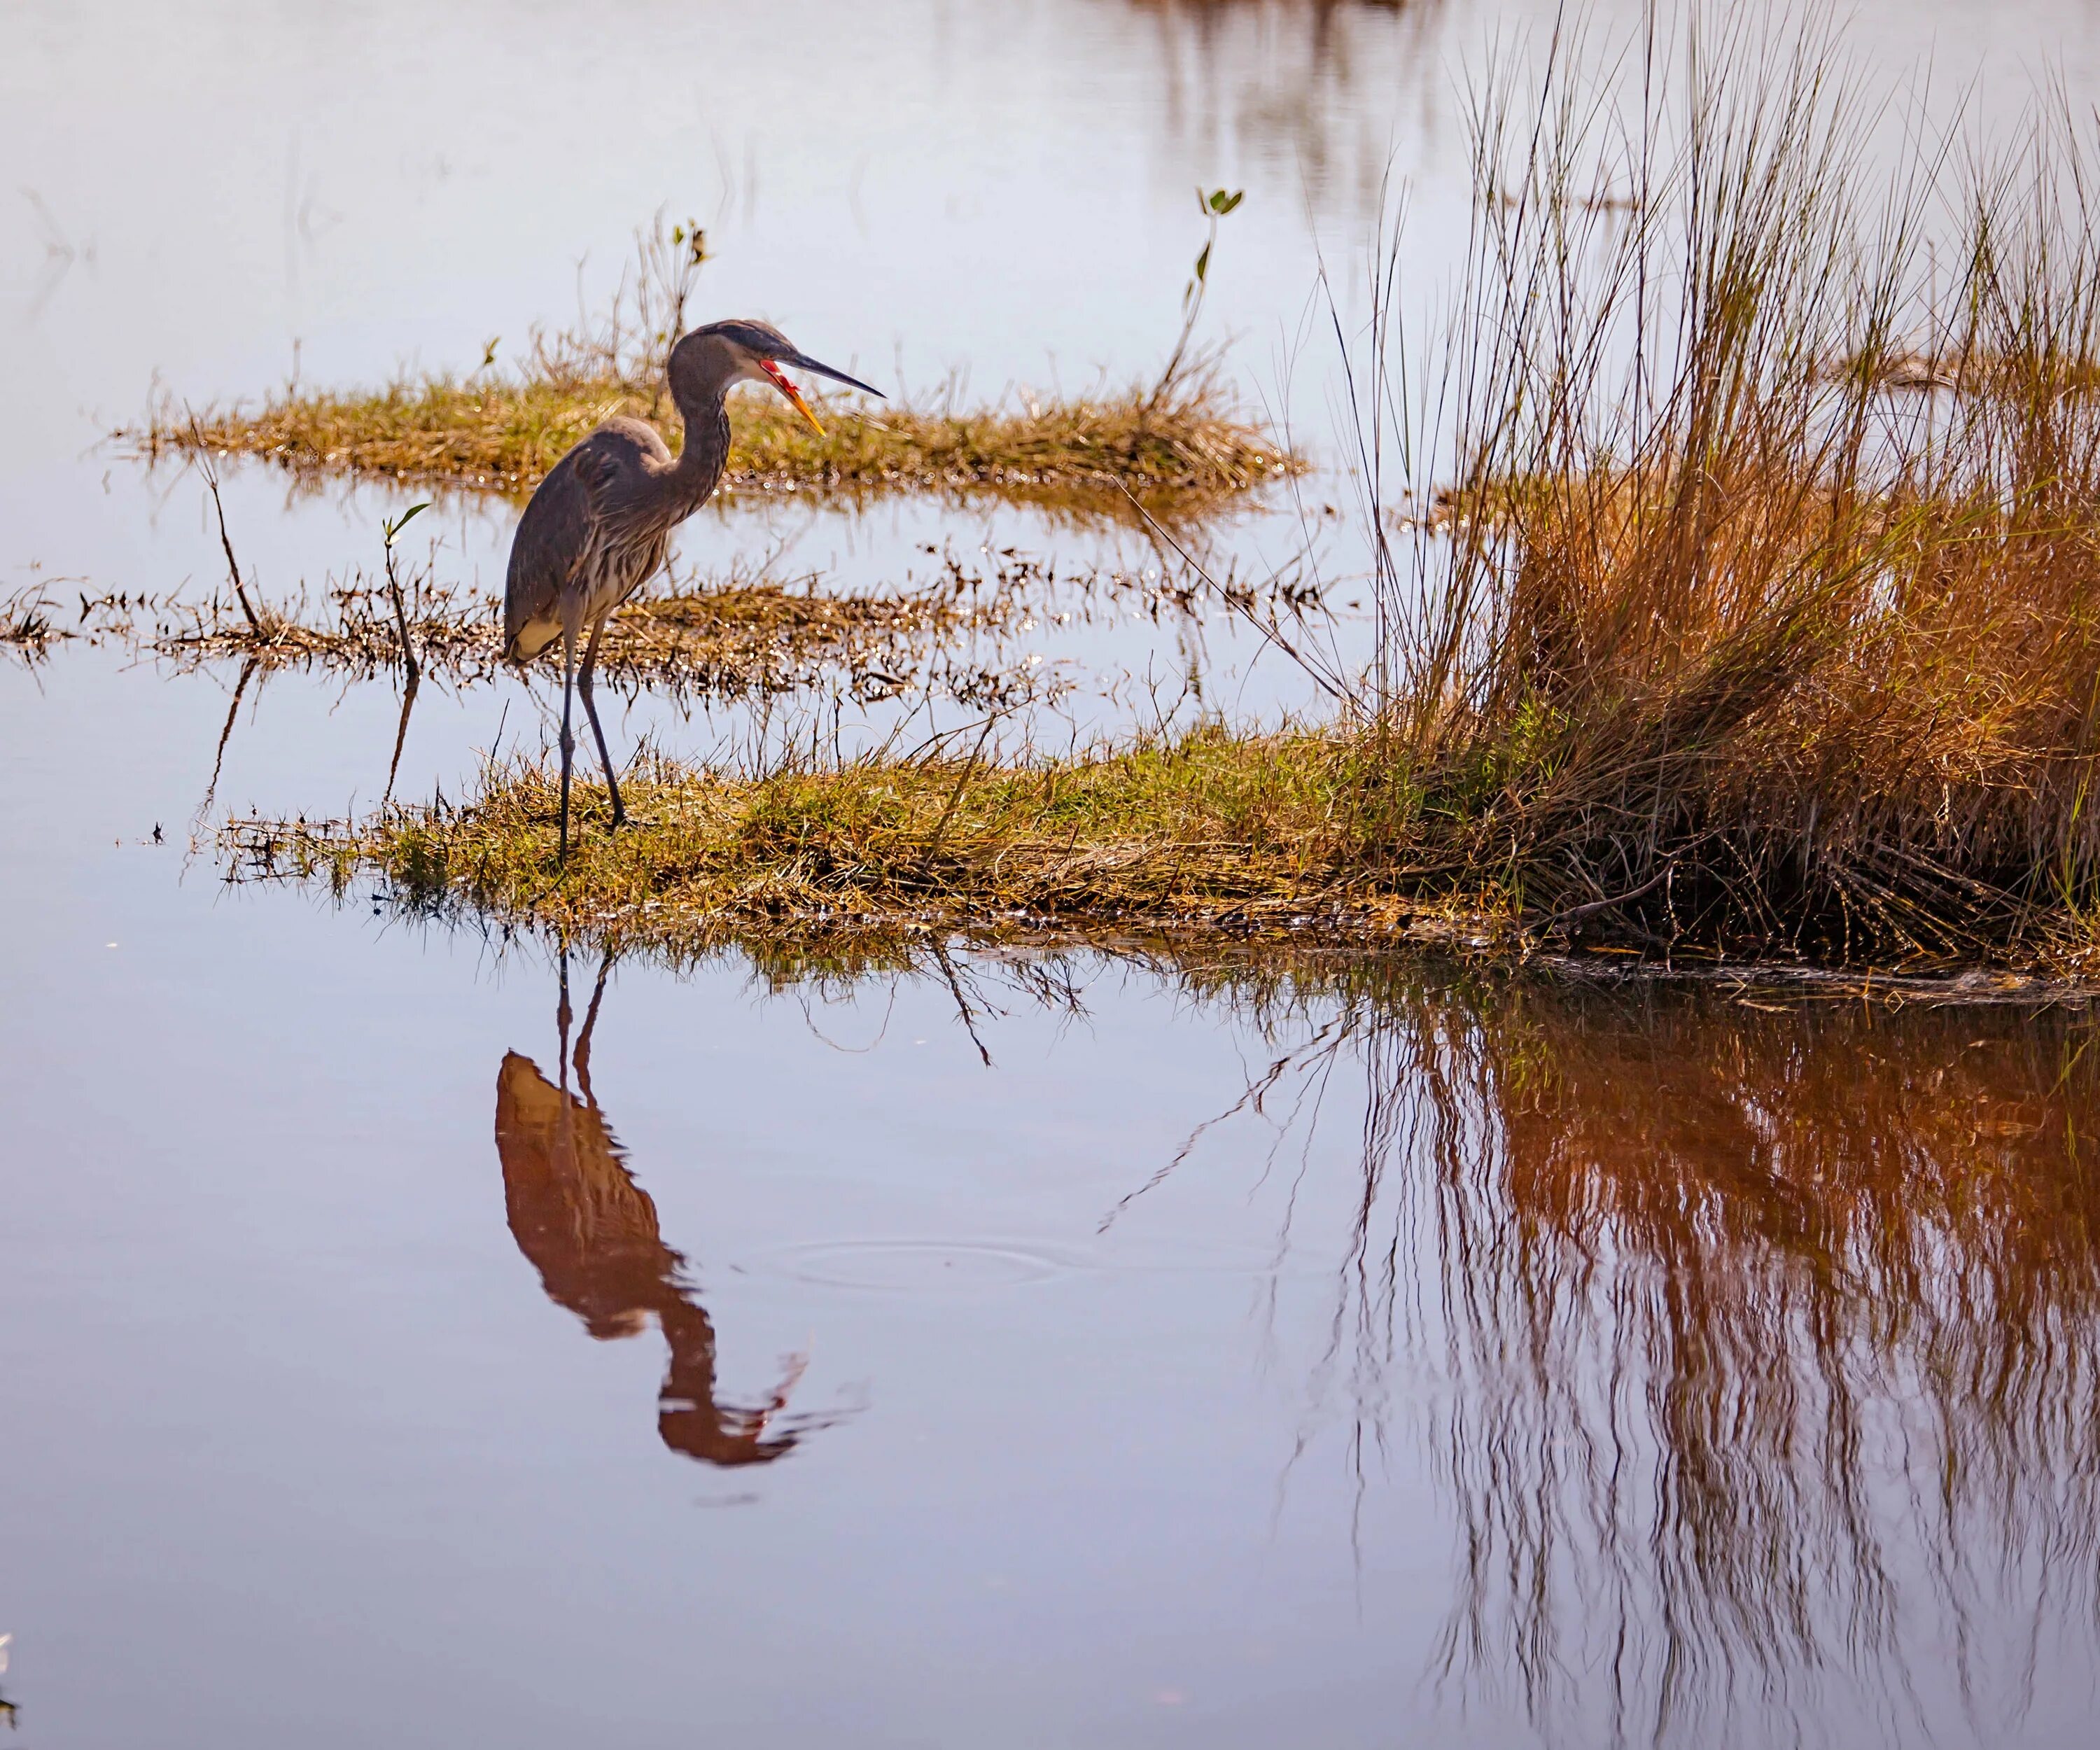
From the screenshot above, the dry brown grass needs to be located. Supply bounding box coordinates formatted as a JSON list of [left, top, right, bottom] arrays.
[[1322, 12, 2100, 967], [0, 584, 64, 659]]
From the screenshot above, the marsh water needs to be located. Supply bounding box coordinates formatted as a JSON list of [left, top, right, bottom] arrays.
[[7, 3, 2100, 1745]]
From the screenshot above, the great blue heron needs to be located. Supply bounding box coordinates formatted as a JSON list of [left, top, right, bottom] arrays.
[[503, 320, 881, 857]]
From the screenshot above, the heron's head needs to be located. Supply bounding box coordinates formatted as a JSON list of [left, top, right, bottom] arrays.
[[667, 319, 883, 435]]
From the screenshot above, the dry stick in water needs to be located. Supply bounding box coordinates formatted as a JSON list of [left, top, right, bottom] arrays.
[[188, 414, 262, 632], [193, 657, 257, 836], [929, 939, 996, 1066], [383, 664, 421, 806], [1539, 862, 1677, 930], [380, 502, 428, 684], [379, 503, 429, 804]]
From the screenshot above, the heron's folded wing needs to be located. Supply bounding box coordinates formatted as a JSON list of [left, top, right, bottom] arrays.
[[503, 458, 599, 659], [573, 444, 622, 507]]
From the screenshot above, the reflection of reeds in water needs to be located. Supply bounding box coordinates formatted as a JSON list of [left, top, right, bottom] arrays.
[[493, 960, 848, 1466], [475, 932, 2100, 1739], [1, 584, 64, 662], [1260, 972, 2100, 1742], [1121, 0, 1444, 209], [475, 934, 2100, 1738]]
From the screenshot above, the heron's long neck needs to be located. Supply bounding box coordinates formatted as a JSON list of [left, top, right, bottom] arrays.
[[654, 382, 732, 522]]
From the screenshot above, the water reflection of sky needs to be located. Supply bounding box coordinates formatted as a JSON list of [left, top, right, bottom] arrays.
[[9, 1, 2098, 442], [4, 0, 1460, 443]]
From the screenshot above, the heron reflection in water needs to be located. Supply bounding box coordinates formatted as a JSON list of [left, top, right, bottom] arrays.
[[493, 953, 847, 1466]]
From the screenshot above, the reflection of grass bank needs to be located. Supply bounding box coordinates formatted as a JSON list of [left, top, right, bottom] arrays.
[[141, 375, 1297, 512], [1183, 965, 2100, 1739]]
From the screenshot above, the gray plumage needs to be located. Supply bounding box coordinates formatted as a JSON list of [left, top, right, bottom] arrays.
[[501, 318, 882, 857]]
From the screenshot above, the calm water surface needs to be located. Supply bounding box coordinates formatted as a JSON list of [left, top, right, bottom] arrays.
[[6, 2, 2100, 1744]]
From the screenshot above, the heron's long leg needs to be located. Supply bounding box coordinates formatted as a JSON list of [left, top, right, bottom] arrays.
[[577, 612, 626, 828], [556, 945, 573, 1091], [573, 949, 612, 1102], [558, 622, 578, 862]]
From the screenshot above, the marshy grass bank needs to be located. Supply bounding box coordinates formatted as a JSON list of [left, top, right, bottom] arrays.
[[223, 732, 1426, 950], [220, 704, 2100, 974]]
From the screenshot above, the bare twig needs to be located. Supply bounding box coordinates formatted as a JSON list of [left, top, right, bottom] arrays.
[[186, 412, 262, 631]]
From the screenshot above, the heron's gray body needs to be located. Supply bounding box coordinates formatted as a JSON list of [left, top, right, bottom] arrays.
[[503, 407, 730, 664]]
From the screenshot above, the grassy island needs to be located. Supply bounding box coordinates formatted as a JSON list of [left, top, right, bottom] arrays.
[[141, 374, 1297, 510], [218, 40, 2100, 980]]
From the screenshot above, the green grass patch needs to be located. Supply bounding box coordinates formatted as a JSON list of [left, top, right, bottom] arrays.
[[224, 728, 1470, 951]]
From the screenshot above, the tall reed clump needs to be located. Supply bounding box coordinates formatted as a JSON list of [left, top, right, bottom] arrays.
[[1349, 10, 2100, 965]]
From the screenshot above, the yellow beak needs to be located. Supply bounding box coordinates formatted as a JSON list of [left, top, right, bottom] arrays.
[[762, 360, 825, 436]]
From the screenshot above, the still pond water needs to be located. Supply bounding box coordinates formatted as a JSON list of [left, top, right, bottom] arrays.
[[6, 2, 2100, 1744]]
